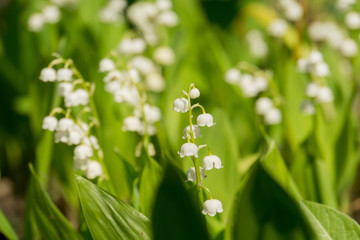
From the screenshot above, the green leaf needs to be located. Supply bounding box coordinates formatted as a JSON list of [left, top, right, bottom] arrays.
[[27, 165, 82, 240], [0, 210, 18, 240], [75, 175, 152, 240], [300, 200, 360, 240], [152, 163, 210, 240], [228, 162, 315, 240], [139, 156, 162, 217]]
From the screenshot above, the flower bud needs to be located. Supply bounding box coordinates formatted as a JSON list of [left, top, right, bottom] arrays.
[[264, 108, 282, 125], [255, 97, 273, 115], [190, 88, 200, 99], [99, 58, 115, 72]]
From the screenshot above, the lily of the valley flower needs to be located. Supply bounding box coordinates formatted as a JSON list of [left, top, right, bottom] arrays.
[[182, 125, 201, 139], [173, 98, 189, 113], [203, 155, 223, 170], [42, 116, 58, 131], [186, 167, 205, 182], [197, 113, 215, 127], [202, 199, 223, 217], [178, 143, 198, 158]]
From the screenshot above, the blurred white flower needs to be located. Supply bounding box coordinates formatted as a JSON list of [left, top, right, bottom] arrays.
[[306, 82, 320, 98], [268, 19, 288, 38], [313, 62, 329, 77], [42, 5, 61, 24], [104, 70, 123, 83], [178, 143, 198, 158], [129, 56, 155, 75], [157, 11, 179, 27], [74, 144, 93, 160], [145, 72, 165, 92], [28, 13, 44, 32], [99, 58, 115, 72], [345, 12, 360, 29], [225, 68, 241, 84], [316, 86, 334, 103], [153, 46, 175, 65], [264, 108, 282, 125], [308, 51, 323, 64], [156, 0, 172, 11], [40, 68, 57, 82], [340, 38, 358, 57], [255, 97, 273, 115], [202, 199, 223, 217], [122, 116, 144, 132], [246, 30, 268, 58], [144, 104, 161, 123], [57, 68, 72, 81], [85, 161, 103, 179], [301, 100, 316, 115], [42, 116, 58, 131], [64, 89, 89, 107], [297, 58, 308, 73], [57, 118, 74, 131], [336, 0, 356, 10], [118, 38, 146, 55]]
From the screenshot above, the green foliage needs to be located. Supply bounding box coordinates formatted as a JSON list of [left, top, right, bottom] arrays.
[[76, 175, 152, 240], [152, 163, 210, 240], [301, 201, 360, 240], [0, 210, 18, 240]]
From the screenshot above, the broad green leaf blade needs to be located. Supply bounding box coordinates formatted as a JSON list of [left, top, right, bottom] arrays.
[[229, 162, 315, 240], [0, 210, 18, 240], [76, 175, 152, 240], [139, 157, 162, 217], [152, 164, 210, 240], [301, 200, 360, 240], [28, 165, 82, 240]]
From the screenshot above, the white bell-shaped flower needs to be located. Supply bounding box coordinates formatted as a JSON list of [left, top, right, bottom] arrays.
[[202, 199, 223, 217], [240, 74, 259, 98], [186, 167, 205, 182], [308, 50, 323, 64], [28, 13, 44, 32], [39, 68, 57, 82], [128, 68, 140, 83], [190, 88, 200, 99], [306, 82, 320, 98], [145, 72, 165, 92], [157, 11, 179, 27], [42, 5, 61, 24], [173, 98, 189, 113], [85, 161, 103, 179], [313, 62, 329, 77], [268, 19, 288, 38], [118, 37, 146, 55], [301, 100, 316, 115], [178, 143, 198, 158], [57, 118, 74, 131], [203, 155, 222, 170], [153, 46, 175, 65], [42, 116, 58, 131], [225, 68, 241, 84], [83, 135, 100, 150], [254, 76, 268, 92], [197, 113, 215, 127], [144, 104, 161, 123], [57, 68, 72, 81], [68, 124, 85, 145], [64, 89, 89, 107], [255, 97, 273, 115], [129, 56, 155, 75], [122, 116, 144, 132], [264, 108, 282, 125], [182, 125, 201, 139], [297, 58, 308, 73], [57, 82, 73, 96], [340, 38, 358, 57], [74, 144, 93, 160], [99, 58, 115, 72], [104, 70, 123, 83], [316, 86, 334, 103], [345, 12, 360, 29]]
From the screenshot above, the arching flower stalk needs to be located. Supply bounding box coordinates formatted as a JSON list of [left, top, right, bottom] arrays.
[[173, 83, 223, 217], [225, 62, 283, 126], [40, 54, 106, 180]]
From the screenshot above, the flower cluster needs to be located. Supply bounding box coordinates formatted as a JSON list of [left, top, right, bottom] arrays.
[[127, 0, 179, 45], [308, 21, 358, 58], [28, 5, 61, 32], [41, 55, 104, 180], [225, 63, 282, 125], [99, 0, 127, 23], [297, 51, 334, 115], [173, 84, 223, 217]]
